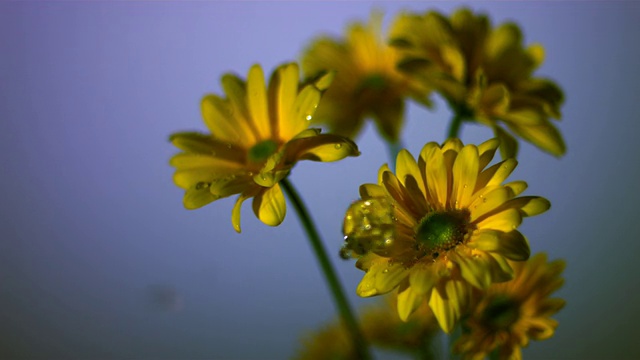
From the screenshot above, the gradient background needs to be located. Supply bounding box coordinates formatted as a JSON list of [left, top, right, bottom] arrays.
[[1, 2, 639, 359]]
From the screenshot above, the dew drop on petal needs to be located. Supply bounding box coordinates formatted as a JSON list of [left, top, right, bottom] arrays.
[[335, 143, 342, 150]]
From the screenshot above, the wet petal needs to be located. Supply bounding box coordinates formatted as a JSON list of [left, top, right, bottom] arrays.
[[252, 183, 286, 227], [183, 183, 219, 210], [409, 263, 437, 295], [424, 145, 448, 206], [477, 138, 500, 170], [268, 63, 299, 139], [475, 158, 518, 191], [469, 187, 511, 223], [468, 229, 530, 261], [359, 183, 386, 199], [285, 85, 321, 140], [452, 144, 479, 208], [231, 188, 259, 233], [357, 259, 409, 297], [285, 133, 359, 163], [476, 208, 522, 232], [505, 196, 551, 217], [169, 132, 216, 154]]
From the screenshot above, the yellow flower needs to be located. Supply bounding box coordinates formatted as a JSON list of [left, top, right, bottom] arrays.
[[169, 63, 359, 232], [301, 12, 431, 143], [295, 293, 438, 359], [453, 253, 566, 360], [389, 8, 565, 157], [342, 138, 550, 333]]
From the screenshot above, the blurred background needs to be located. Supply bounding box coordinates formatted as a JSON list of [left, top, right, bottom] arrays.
[[1, 1, 639, 359]]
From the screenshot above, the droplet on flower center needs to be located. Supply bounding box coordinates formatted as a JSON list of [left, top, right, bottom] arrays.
[[415, 210, 469, 256], [248, 139, 278, 163], [482, 295, 520, 330]]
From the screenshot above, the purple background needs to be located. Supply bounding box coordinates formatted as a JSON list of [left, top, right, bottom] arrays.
[[1, 2, 639, 359]]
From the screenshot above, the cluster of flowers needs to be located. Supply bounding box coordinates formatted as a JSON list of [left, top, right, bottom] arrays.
[[169, 7, 566, 360]]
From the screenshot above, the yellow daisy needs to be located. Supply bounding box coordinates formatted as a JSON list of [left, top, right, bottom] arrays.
[[342, 138, 550, 333], [453, 253, 566, 360], [295, 292, 438, 359], [301, 12, 431, 143], [169, 63, 359, 232], [389, 8, 565, 157]]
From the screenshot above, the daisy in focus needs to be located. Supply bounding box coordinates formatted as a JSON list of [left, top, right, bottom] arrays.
[[169, 63, 359, 232], [454, 253, 566, 360], [342, 138, 550, 332], [389, 8, 565, 157], [301, 12, 431, 144]]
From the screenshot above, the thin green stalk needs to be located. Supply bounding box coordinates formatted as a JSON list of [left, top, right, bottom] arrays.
[[447, 112, 464, 140], [281, 178, 371, 360], [387, 139, 404, 171]]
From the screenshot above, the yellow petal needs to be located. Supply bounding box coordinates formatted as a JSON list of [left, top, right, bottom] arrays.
[[396, 149, 426, 199], [285, 134, 359, 163], [359, 184, 386, 199], [452, 144, 479, 208], [475, 158, 518, 191], [476, 208, 522, 232], [505, 196, 551, 217], [493, 125, 519, 159], [183, 183, 219, 210], [201, 95, 248, 146], [269, 63, 299, 139], [477, 138, 500, 170], [452, 247, 512, 288], [252, 183, 286, 227], [220, 74, 261, 143], [468, 229, 530, 261], [173, 167, 240, 190], [424, 145, 448, 206], [429, 280, 468, 333], [169, 132, 215, 154], [504, 180, 528, 196], [285, 85, 321, 140], [409, 263, 437, 295], [356, 260, 409, 297], [210, 174, 253, 199], [397, 285, 423, 321], [469, 187, 511, 223], [169, 153, 242, 170], [231, 189, 258, 233], [507, 120, 566, 156], [377, 164, 392, 185], [247, 64, 271, 139]]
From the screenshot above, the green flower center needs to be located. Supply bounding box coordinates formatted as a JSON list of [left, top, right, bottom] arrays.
[[248, 139, 278, 163], [361, 73, 387, 91], [482, 295, 520, 331], [415, 210, 469, 258]]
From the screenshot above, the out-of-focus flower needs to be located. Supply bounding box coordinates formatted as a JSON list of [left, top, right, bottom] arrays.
[[301, 12, 431, 144], [389, 8, 565, 157], [342, 138, 550, 332], [295, 292, 439, 359], [454, 253, 566, 360], [169, 63, 359, 232]]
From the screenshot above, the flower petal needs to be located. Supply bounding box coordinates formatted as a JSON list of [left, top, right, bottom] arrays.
[[409, 263, 437, 295], [504, 196, 551, 217], [468, 229, 530, 261], [169, 132, 216, 154], [359, 183, 386, 199], [183, 183, 219, 210], [396, 149, 427, 200], [268, 63, 299, 139], [475, 158, 518, 191], [252, 183, 286, 227], [429, 279, 468, 333], [477, 138, 500, 170], [476, 208, 522, 232], [231, 189, 259, 233], [285, 84, 321, 140], [285, 133, 359, 163], [469, 187, 512, 223], [452, 144, 479, 208], [356, 258, 409, 297], [493, 126, 519, 159], [247, 64, 271, 139], [397, 283, 424, 321], [424, 145, 449, 207], [506, 119, 566, 157]]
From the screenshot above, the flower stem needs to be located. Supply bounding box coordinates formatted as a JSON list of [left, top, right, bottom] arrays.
[[447, 112, 464, 140], [281, 178, 371, 360]]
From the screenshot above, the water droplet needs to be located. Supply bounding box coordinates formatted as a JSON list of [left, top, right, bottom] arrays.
[[363, 224, 372, 231], [382, 269, 389, 274], [305, 115, 312, 121], [463, 184, 468, 189], [334, 143, 342, 150], [226, 144, 232, 149], [364, 201, 371, 207], [195, 182, 209, 190], [483, 197, 488, 203]]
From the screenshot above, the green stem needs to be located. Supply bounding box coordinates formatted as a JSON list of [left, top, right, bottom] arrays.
[[387, 140, 404, 171], [447, 112, 464, 140], [281, 178, 371, 360]]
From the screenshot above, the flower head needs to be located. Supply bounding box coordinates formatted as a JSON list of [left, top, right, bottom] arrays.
[[341, 138, 550, 332], [295, 292, 438, 359], [170, 63, 359, 232], [301, 12, 431, 143], [454, 253, 566, 360], [389, 8, 565, 157]]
